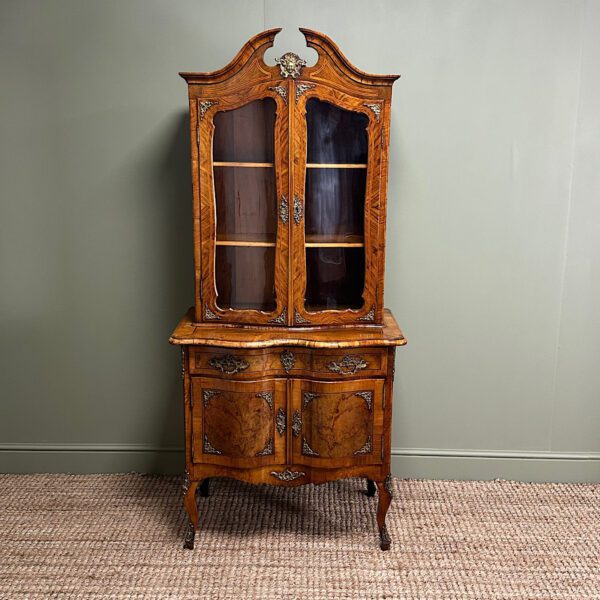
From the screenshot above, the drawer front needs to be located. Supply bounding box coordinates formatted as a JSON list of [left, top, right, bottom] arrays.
[[189, 347, 386, 379], [189, 348, 285, 378], [307, 348, 386, 378]]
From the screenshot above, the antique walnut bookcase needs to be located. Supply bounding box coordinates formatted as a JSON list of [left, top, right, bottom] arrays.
[[170, 28, 405, 551]]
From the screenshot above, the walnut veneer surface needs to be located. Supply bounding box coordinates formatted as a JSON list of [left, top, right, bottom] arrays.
[[172, 28, 403, 552], [170, 308, 406, 348]]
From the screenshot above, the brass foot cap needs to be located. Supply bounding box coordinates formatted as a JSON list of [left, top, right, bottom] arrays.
[[379, 525, 391, 551]]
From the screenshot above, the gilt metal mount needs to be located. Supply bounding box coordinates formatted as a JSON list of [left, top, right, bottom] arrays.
[[276, 52, 306, 79], [199, 100, 218, 120], [204, 306, 221, 320], [269, 307, 287, 325], [357, 306, 376, 322], [354, 391, 373, 411], [270, 469, 305, 481], [294, 310, 311, 325], [292, 410, 302, 438], [279, 196, 289, 224], [255, 437, 274, 457], [296, 83, 315, 103], [276, 408, 286, 436], [269, 85, 288, 104], [202, 389, 220, 407], [327, 355, 368, 375], [364, 102, 381, 122], [303, 392, 319, 408], [184, 520, 195, 550], [182, 469, 191, 498], [302, 438, 320, 457], [280, 349, 295, 373], [293, 196, 303, 225], [208, 354, 249, 375], [256, 391, 274, 411], [353, 436, 372, 456], [203, 434, 222, 455]]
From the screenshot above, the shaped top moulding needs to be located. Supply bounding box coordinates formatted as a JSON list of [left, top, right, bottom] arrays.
[[179, 28, 400, 88]]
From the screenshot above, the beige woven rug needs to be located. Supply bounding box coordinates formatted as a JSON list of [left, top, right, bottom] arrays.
[[0, 474, 598, 599]]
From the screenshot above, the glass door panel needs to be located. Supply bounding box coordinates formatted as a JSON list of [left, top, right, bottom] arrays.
[[305, 168, 365, 240], [215, 246, 276, 311], [304, 248, 365, 310], [304, 98, 369, 312], [213, 99, 275, 163], [212, 98, 277, 312], [306, 99, 368, 164]]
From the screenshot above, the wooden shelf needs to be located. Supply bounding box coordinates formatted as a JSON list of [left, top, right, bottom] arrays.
[[215, 235, 363, 248], [213, 162, 366, 169], [305, 234, 364, 248], [213, 162, 274, 168], [216, 233, 276, 247], [306, 163, 367, 169]]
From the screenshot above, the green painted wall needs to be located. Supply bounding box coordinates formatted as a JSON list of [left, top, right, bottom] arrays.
[[1, 0, 599, 482]]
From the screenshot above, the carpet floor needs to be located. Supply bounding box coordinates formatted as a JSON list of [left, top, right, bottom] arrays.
[[0, 474, 598, 599]]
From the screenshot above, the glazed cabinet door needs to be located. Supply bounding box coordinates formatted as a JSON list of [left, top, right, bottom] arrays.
[[197, 82, 289, 325], [290, 82, 385, 326], [191, 377, 286, 467], [290, 378, 384, 468]]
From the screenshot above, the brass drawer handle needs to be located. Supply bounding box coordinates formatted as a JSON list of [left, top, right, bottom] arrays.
[[327, 355, 368, 375], [208, 354, 249, 375]]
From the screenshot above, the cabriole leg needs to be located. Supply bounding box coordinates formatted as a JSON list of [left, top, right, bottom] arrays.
[[375, 475, 393, 551], [366, 478, 377, 497], [182, 469, 199, 550]]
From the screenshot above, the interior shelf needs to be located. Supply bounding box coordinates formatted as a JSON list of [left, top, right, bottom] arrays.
[[215, 234, 364, 248], [305, 234, 364, 248], [213, 162, 274, 168], [306, 163, 367, 169], [216, 233, 276, 247], [213, 162, 367, 169]]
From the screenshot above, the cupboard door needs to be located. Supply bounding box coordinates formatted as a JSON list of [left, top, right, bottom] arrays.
[[290, 379, 384, 468], [191, 377, 286, 467], [291, 82, 385, 326], [197, 82, 290, 325]]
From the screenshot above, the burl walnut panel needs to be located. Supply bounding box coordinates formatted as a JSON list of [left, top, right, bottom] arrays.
[[302, 391, 371, 457], [191, 377, 286, 468], [291, 378, 384, 469]]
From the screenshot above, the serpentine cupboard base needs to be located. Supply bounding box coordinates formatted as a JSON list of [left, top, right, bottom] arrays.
[[170, 308, 406, 551]]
